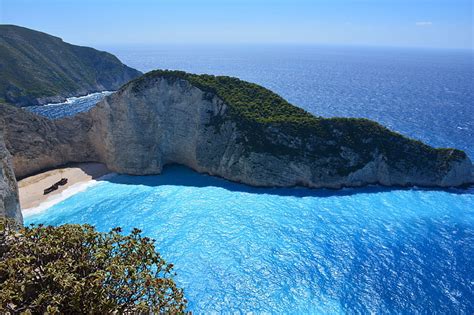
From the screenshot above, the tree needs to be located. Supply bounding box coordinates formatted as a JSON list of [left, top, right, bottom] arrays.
[[0, 219, 187, 314]]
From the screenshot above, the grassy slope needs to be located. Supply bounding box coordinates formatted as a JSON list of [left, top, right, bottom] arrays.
[[0, 25, 141, 106], [128, 70, 467, 176]]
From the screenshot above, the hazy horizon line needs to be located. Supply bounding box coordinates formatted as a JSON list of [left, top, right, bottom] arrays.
[[91, 41, 474, 52]]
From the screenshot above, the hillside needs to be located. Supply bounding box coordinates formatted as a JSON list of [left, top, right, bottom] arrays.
[[0, 25, 141, 106]]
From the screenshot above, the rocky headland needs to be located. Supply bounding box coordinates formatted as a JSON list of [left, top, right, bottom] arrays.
[[0, 25, 142, 107], [1, 70, 473, 223]]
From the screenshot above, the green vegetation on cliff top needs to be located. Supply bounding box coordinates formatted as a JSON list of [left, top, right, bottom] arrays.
[[0, 25, 141, 107], [128, 70, 466, 176], [131, 69, 319, 125]]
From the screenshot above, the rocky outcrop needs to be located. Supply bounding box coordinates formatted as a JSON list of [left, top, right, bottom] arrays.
[[1, 71, 472, 191], [83, 72, 472, 188], [0, 121, 22, 224]]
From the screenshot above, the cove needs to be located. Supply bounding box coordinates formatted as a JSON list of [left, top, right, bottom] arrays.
[[24, 165, 474, 313]]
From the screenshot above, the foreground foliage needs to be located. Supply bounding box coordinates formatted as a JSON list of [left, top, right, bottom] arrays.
[[0, 219, 187, 314]]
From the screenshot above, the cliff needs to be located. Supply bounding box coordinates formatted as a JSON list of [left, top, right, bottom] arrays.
[[1, 70, 472, 190], [0, 103, 98, 179], [0, 120, 22, 224], [84, 71, 472, 188], [0, 25, 142, 107]]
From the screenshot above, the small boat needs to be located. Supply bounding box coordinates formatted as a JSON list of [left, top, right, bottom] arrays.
[[43, 183, 59, 195], [43, 178, 68, 195]]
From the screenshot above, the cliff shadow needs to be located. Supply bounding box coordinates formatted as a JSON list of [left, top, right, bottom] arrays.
[[98, 164, 474, 198]]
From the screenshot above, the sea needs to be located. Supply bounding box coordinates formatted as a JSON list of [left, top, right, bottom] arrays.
[[24, 45, 474, 313], [26, 91, 113, 119]]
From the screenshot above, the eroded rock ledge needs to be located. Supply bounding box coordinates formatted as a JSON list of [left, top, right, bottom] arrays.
[[1, 71, 473, 197]]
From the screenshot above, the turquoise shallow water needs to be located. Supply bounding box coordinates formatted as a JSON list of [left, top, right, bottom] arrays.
[[25, 166, 474, 313]]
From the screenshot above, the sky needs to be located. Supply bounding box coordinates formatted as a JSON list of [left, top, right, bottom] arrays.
[[0, 0, 472, 49]]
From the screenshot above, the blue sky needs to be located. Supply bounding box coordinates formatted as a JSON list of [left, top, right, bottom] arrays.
[[0, 0, 472, 49]]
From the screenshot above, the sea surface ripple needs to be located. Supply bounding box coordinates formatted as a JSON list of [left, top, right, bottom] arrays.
[[24, 166, 474, 313]]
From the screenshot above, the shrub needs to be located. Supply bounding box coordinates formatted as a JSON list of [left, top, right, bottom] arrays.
[[0, 219, 187, 314]]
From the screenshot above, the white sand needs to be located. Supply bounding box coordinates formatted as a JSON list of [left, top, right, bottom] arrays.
[[19, 163, 111, 216]]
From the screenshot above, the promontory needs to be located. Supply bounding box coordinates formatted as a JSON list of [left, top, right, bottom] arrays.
[[0, 25, 141, 107], [1, 70, 472, 203]]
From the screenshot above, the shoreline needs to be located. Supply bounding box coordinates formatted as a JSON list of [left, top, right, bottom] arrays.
[[42, 90, 114, 107], [19, 163, 112, 217], [18, 161, 474, 219]]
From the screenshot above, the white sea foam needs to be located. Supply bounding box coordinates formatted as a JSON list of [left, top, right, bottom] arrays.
[[22, 173, 117, 218], [43, 91, 114, 107]]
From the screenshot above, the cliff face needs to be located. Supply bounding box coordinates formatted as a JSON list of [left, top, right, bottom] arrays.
[[0, 121, 22, 224], [84, 72, 472, 188], [0, 104, 98, 179], [0, 25, 142, 107], [1, 71, 472, 192]]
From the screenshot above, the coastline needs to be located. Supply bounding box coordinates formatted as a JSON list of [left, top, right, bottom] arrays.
[[41, 90, 114, 107], [19, 163, 112, 217]]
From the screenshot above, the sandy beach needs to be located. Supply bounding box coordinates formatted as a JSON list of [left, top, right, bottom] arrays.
[[18, 163, 110, 210]]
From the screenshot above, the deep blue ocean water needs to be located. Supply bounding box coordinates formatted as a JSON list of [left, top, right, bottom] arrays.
[[23, 45, 474, 313], [104, 45, 474, 159], [25, 166, 474, 313]]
